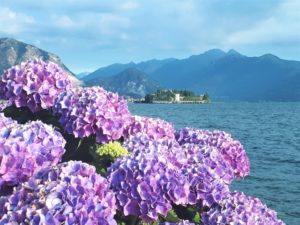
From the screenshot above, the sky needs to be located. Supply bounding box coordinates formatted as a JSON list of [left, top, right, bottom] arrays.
[[0, 0, 299, 73]]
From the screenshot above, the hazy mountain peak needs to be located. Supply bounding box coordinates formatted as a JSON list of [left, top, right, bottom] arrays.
[[77, 72, 90, 79], [202, 49, 226, 56], [121, 67, 143, 73], [227, 49, 242, 56], [0, 37, 22, 43], [260, 53, 280, 61], [85, 67, 160, 98]]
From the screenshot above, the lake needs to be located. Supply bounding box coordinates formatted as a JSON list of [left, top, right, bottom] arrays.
[[128, 102, 300, 225]]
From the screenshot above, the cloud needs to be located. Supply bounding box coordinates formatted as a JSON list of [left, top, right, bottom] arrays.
[[225, 0, 300, 45], [54, 15, 76, 28], [0, 7, 35, 34], [119, 1, 139, 11], [0, 0, 298, 72], [1, 0, 125, 13]]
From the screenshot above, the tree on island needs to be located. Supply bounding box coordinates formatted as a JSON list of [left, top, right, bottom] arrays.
[[202, 92, 210, 102]]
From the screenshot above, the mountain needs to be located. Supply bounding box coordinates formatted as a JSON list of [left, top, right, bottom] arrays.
[[82, 58, 175, 82], [0, 38, 81, 85], [150, 51, 300, 100], [85, 68, 160, 98], [77, 72, 90, 79], [84, 49, 300, 101]]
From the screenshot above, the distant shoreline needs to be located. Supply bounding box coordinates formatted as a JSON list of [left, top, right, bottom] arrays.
[[133, 100, 209, 104]]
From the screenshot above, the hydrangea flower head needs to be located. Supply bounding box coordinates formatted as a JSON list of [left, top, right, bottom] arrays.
[[160, 221, 195, 225], [0, 161, 117, 225], [202, 192, 285, 225], [123, 132, 187, 167], [125, 115, 175, 140], [53, 86, 131, 143], [0, 59, 72, 112], [176, 128, 250, 178], [0, 120, 66, 188], [108, 137, 191, 222], [123, 133, 233, 207], [180, 143, 233, 207]]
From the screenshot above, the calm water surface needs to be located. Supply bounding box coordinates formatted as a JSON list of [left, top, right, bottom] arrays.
[[129, 102, 300, 225]]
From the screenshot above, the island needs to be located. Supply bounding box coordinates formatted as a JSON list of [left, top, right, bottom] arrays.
[[128, 89, 210, 104]]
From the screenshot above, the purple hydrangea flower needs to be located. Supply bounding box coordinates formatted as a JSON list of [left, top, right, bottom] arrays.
[[160, 221, 195, 225], [123, 134, 233, 207], [0, 120, 66, 188], [0, 59, 72, 112], [125, 115, 175, 140], [0, 161, 117, 225], [202, 192, 285, 225], [123, 133, 187, 166], [180, 143, 233, 207], [175, 128, 250, 178], [0, 100, 11, 112], [53, 86, 131, 143], [108, 137, 191, 222]]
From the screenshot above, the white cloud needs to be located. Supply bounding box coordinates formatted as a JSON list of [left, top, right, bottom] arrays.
[[51, 12, 130, 35], [0, 0, 299, 71], [225, 0, 300, 45], [54, 15, 76, 28], [119, 1, 139, 11], [0, 7, 35, 34]]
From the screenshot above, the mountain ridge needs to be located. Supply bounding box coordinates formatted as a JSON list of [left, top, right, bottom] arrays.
[[1, 38, 299, 101], [83, 49, 300, 101], [85, 68, 160, 98]]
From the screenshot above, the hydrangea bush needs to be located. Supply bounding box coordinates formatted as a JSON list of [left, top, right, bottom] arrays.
[[0, 60, 285, 225]]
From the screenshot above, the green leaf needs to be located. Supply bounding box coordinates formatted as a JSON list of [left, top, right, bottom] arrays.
[[164, 210, 179, 222], [76, 139, 82, 150], [193, 212, 201, 223]]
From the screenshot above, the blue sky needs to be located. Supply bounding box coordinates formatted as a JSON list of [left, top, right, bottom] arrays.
[[0, 0, 299, 73]]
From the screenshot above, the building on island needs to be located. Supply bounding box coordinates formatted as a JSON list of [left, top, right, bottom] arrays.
[[143, 90, 210, 104]]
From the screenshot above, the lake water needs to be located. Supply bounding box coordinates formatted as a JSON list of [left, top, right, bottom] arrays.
[[128, 102, 300, 225]]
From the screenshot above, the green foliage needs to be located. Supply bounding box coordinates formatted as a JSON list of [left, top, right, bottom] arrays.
[[163, 210, 180, 222], [145, 94, 154, 103], [173, 205, 201, 223], [202, 92, 210, 102]]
